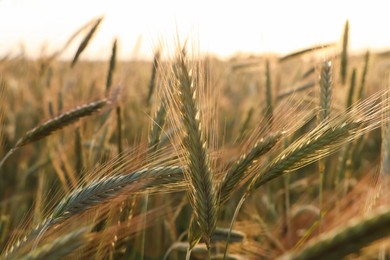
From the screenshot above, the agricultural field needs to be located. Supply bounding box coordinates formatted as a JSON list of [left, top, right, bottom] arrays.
[[1, 17, 390, 259]]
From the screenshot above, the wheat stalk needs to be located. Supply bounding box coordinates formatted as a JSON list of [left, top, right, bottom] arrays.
[[0, 98, 108, 169], [347, 68, 357, 108], [237, 107, 254, 141], [18, 99, 108, 148], [249, 120, 362, 191], [248, 87, 390, 192], [106, 39, 117, 92], [219, 132, 282, 204], [20, 227, 90, 260], [173, 49, 217, 248], [148, 100, 167, 152], [71, 17, 103, 67], [279, 206, 390, 260], [318, 60, 332, 220], [277, 82, 315, 101], [146, 50, 161, 105], [50, 166, 183, 224], [265, 59, 273, 120], [319, 61, 332, 121], [278, 43, 335, 62], [340, 20, 349, 85], [357, 50, 370, 100]]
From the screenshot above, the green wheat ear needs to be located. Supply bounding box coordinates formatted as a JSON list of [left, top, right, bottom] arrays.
[[0, 98, 109, 169], [173, 48, 217, 249], [219, 132, 282, 205], [71, 17, 103, 67]]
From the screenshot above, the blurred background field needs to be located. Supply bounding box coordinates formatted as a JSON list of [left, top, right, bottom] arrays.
[[1, 2, 390, 260]]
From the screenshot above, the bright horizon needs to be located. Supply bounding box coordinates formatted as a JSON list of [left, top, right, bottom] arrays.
[[0, 0, 389, 60]]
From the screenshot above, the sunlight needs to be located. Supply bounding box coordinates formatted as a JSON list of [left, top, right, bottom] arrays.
[[0, 0, 388, 59]]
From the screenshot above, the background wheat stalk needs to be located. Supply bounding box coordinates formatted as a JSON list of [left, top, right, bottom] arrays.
[[0, 98, 109, 169], [279, 206, 390, 260]]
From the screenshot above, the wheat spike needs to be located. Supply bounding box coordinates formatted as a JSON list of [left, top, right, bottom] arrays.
[[0, 99, 108, 169], [20, 227, 90, 260], [148, 100, 167, 152], [16, 99, 108, 148], [71, 17, 103, 67], [219, 132, 282, 204], [357, 50, 370, 100], [278, 43, 335, 62], [340, 20, 349, 84], [146, 50, 161, 105], [319, 61, 332, 121], [50, 166, 183, 224], [106, 39, 117, 92], [174, 49, 217, 248], [279, 206, 390, 260], [249, 120, 362, 191]]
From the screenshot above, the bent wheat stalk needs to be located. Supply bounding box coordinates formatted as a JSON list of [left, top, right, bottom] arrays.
[[20, 227, 91, 260], [0, 98, 109, 169], [219, 132, 282, 205], [50, 166, 183, 225], [4, 166, 184, 258], [223, 91, 390, 257]]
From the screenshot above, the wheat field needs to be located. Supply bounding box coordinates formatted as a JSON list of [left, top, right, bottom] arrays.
[[1, 17, 390, 259]]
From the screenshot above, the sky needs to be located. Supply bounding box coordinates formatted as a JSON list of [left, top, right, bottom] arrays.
[[0, 0, 389, 60]]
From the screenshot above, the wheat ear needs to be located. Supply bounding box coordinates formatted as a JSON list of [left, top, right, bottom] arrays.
[[0, 98, 108, 169], [174, 50, 217, 248], [105, 38, 117, 92], [357, 50, 370, 100], [20, 227, 90, 260], [318, 60, 332, 219], [250, 120, 362, 191], [346, 68, 357, 108], [71, 17, 103, 67], [340, 20, 349, 84], [146, 50, 161, 105], [278, 43, 335, 62], [279, 207, 390, 260], [49, 166, 183, 225], [148, 100, 167, 152], [319, 61, 332, 121], [219, 132, 282, 204]]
